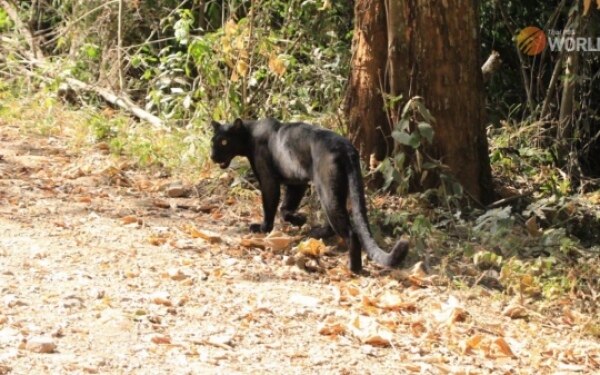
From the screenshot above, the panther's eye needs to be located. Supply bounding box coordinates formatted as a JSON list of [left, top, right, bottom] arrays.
[[221, 139, 228, 146]]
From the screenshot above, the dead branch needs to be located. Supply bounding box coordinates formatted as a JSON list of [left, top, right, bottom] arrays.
[[0, 0, 165, 129], [64, 78, 164, 128], [539, 54, 564, 120], [0, 0, 44, 60]]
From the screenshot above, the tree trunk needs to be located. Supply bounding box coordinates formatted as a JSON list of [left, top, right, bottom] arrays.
[[345, 0, 494, 204], [344, 0, 390, 162]]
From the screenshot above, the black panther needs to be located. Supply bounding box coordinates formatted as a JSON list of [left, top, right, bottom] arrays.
[[210, 118, 408, 273]]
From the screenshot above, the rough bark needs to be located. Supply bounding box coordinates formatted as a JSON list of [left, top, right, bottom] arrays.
[[344, 0, 390, 162], [345, 0, 494, 204]]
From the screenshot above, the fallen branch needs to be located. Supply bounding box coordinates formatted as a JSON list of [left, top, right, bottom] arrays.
[[64, 78, 164, 129], [0, 0, 166, 129]]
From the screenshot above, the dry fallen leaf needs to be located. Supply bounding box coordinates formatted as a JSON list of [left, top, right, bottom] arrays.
[[183, 224, 221, 243], [240, 231, 299, 252], [525, 216, 541, 237], [318, 316, 346, 336], [151, 334, 172, 345], [78, 195, 92, 204], [435, 295, 468, 325], [148, 235, 168, 246], [268, 54, 287, 76], [502, 303, 528, 319], [121, 215, 140, 225], [374, 291, 417, 312], [297, 238, 327, 257], [461, 334, 484, 354], [240, 237, 266, 249], [264, 231, 298, 252], [494, 337, 515, 357], [348, 315, 393, 347], [150, 292, 172, 306]]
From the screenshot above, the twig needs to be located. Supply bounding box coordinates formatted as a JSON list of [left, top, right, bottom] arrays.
[[1, 1, 166, 129], [41, 0, 120, 47], [486, 189, 534, 209], [497, 4, 535, 114], [117, 0, 124, 91], [539, 53, 564, 120], [0, 0, 44, 59]]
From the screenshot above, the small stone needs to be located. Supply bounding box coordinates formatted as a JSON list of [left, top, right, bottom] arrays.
[[3, 295, 27, 308], [222, 258, 238, 267], [26, 336, 57, 353], [149, 292, 172, 306], [167, 268, 189, 281], [163, 182, 191, 198], [82, 365, 99, 374]]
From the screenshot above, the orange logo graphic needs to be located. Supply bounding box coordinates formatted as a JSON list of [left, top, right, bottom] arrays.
[[517, 26, 547, 56]]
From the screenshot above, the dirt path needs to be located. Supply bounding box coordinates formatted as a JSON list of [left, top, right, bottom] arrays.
[[0, 123, 598, 374]]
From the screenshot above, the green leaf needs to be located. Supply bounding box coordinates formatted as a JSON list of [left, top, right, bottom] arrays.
[[131, 55, 143, 68], [398, 119, 410, 132], [394, 152, 406, 168], [417, 122, 434, 143], [414, 100, 436, 123], [401, 100, 413, 118], [392, 130, 412, 146], [188, 39, 211, 62], [408, 132, 421, 149]]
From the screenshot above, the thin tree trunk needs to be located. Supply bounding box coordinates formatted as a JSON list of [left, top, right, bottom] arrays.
[[558, 53, 579, 156], [540, 54, 563, 120], [497, 4, 535, 114]]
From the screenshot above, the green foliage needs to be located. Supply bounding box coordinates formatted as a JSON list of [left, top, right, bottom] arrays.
[[376, 97, 437, 194], [87, 113, 119, 142], [409, 214, 433, 255], [123, 1, 352, 125], [499, 256, 579, 300], [0, 8, 12, 31]]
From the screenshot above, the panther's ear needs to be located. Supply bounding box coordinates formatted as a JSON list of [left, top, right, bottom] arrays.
[[233, 118, 244, 130], [210, 120, 221, 132]]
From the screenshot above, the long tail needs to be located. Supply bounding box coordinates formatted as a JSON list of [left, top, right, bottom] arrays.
[[345, 153, 409, 267]]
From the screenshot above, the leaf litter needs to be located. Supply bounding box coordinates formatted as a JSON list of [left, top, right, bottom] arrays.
[[0, 124, 598, 373]]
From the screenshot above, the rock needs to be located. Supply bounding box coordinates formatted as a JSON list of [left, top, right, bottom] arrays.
[[167, 268, 190, 281], [26, 336, 57, 353], [2, 295, 27, 308], [149, 292, 172, 306], [163, 182, 191, 198]]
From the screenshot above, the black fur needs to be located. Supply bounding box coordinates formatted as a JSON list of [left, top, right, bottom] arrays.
[[210, 118, 409, 273]]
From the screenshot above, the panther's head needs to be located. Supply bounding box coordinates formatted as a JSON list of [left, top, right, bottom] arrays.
[[210, 118, 247, 169]]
